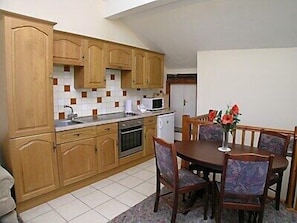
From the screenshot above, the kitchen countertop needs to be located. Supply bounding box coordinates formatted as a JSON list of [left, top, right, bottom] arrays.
[[55, 109, 175, 132]]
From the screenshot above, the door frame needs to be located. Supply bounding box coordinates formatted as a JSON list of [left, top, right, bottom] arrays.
[[165, 74, 197, 107]]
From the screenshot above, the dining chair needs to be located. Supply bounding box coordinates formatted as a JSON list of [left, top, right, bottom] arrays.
[[188, 123, 223, 218], [189, 123, 223, 177], [257, 129, 291, 210], [152, 136, 209, 223], [215, 153, 274, 223]]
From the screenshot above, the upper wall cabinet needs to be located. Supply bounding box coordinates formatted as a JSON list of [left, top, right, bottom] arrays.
[[74, 38, 106, 89], [146, 52, 164, 88], [105, 43, 132, 70], [53, 31, 84, 66], [121, 49, 164, 89]]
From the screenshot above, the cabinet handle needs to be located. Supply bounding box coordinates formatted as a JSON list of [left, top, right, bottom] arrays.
[[105, 128, 111, 131], [95, 146, 98, 153], [76, 133, 80, 137], [53, 141, 57, 150]]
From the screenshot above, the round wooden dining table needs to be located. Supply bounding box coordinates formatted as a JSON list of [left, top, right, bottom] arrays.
[[175, 140, 289, 173]]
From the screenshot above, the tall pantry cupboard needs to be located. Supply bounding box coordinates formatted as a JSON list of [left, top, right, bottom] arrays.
[[0, 10, 59, 207]]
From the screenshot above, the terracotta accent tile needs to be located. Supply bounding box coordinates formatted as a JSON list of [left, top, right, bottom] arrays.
[[81, 91, 87, 98], [59, 112, 65, 120], [70, 98, 76, 105], [143, 95, 147, 98], [106, 91, 111, 97], [92, 88, 97, 91], [137, 88, 141, 91], [97, 97, 102, 103], [64, 65, 70, 72], [64, 85, 70, 92], [123, 91, 127, 96], [111, 74, 115, 80], [115, 101, 119, 107], [137, 100, 141, 105], [53, 78, 58, 85], [92, 109, 98, 116]]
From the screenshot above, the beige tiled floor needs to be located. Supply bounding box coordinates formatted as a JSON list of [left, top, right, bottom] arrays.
[[19, 158, 158, 223]]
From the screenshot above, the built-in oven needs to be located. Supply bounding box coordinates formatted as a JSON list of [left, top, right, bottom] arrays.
[[119, 118, 143, 158]]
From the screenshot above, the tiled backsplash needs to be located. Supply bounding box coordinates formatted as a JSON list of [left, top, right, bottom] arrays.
[[53, 65, 159, 119]]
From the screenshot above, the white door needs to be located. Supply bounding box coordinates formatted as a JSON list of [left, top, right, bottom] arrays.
[[170, 84, 196, 128], [183, 85, 196, 117]]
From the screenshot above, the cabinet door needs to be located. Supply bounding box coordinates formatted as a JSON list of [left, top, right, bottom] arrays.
[[4, 15, 54, 138], [57, 138, 97, 186], [132, 49, 146, 88], [10, 133, 58, 202], [146, 52, 164, 88], [53, 31, 84, 66], [74, 39, 106, 88], [97, 133, 118, 173], [144, 124, 157, 156], [121, 49, 146, 88], [105, 43, 132, 70]]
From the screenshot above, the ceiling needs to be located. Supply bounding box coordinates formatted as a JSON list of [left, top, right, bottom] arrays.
[[107, 0, 297, 69]]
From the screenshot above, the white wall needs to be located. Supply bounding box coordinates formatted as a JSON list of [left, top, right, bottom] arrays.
[[0, 0, 147, 48], [197, 48, 297, 130], [197, 47, 297, 201]]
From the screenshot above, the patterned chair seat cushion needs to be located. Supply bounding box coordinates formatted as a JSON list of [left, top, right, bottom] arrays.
[[216, 182, 261, 205], [178, 168, 207, 188]]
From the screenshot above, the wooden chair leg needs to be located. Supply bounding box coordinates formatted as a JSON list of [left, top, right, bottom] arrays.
[[154, 177, 160, 212], [203, 187, 209, 220], [171, 191, 178, 223], [239, 210, 244, 223], [211, 181, 215, 219], [257, 210, 264, 223], [275, 175, 283, 210]]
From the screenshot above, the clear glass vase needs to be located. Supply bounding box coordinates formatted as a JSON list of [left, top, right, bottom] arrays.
[[222, 131, 229, 149]]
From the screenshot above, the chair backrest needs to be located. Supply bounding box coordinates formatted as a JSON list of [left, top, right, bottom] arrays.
[[153, 136, 178, 186], [258, 130, 291, 157], [221, 153, 274, 197], [199, 124, 223, 142]]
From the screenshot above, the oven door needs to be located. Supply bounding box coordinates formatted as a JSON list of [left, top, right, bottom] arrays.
[[119, 126, 143, 158]]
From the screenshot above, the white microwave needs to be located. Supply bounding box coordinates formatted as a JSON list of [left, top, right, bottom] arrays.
[[142, 97, 164, 111]]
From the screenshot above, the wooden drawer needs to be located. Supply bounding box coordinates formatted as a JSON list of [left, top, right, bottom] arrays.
[[96, 123, 118, 136], [56, 127, 96, 144], [144, 116, 157, 125]]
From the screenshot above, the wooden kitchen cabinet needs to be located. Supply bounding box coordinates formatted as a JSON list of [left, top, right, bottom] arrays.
[[121, 49, 164, 89], [74, 38, 106, 88], [9, 133, 59, 202], [146, 52, 164, 88], [57, 137, 97, 186], [53, 31, 84, 66], [121, 48, 146, 88], [143, 116, 157, 155], [0, 11, 55, 138], [0, 11, 57, 207], [105, 42, 132, 70], [56, 126, 97, 144], [96, 123, 119, 172]]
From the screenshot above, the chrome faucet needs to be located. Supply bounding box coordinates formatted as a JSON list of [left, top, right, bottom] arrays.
[[64, 105, 78, 120]]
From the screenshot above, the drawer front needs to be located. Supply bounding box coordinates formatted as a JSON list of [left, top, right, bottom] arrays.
[[56, 127, 96, 144], [144, 116, 157, 125], [97, 123, 118, 136]]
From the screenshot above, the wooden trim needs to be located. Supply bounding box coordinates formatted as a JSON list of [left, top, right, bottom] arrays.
[[286, 126, 297, 208], [165, 76, 197, 107]]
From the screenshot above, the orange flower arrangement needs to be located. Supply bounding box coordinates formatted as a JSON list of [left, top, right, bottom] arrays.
[[208, 104, 241, 133]]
